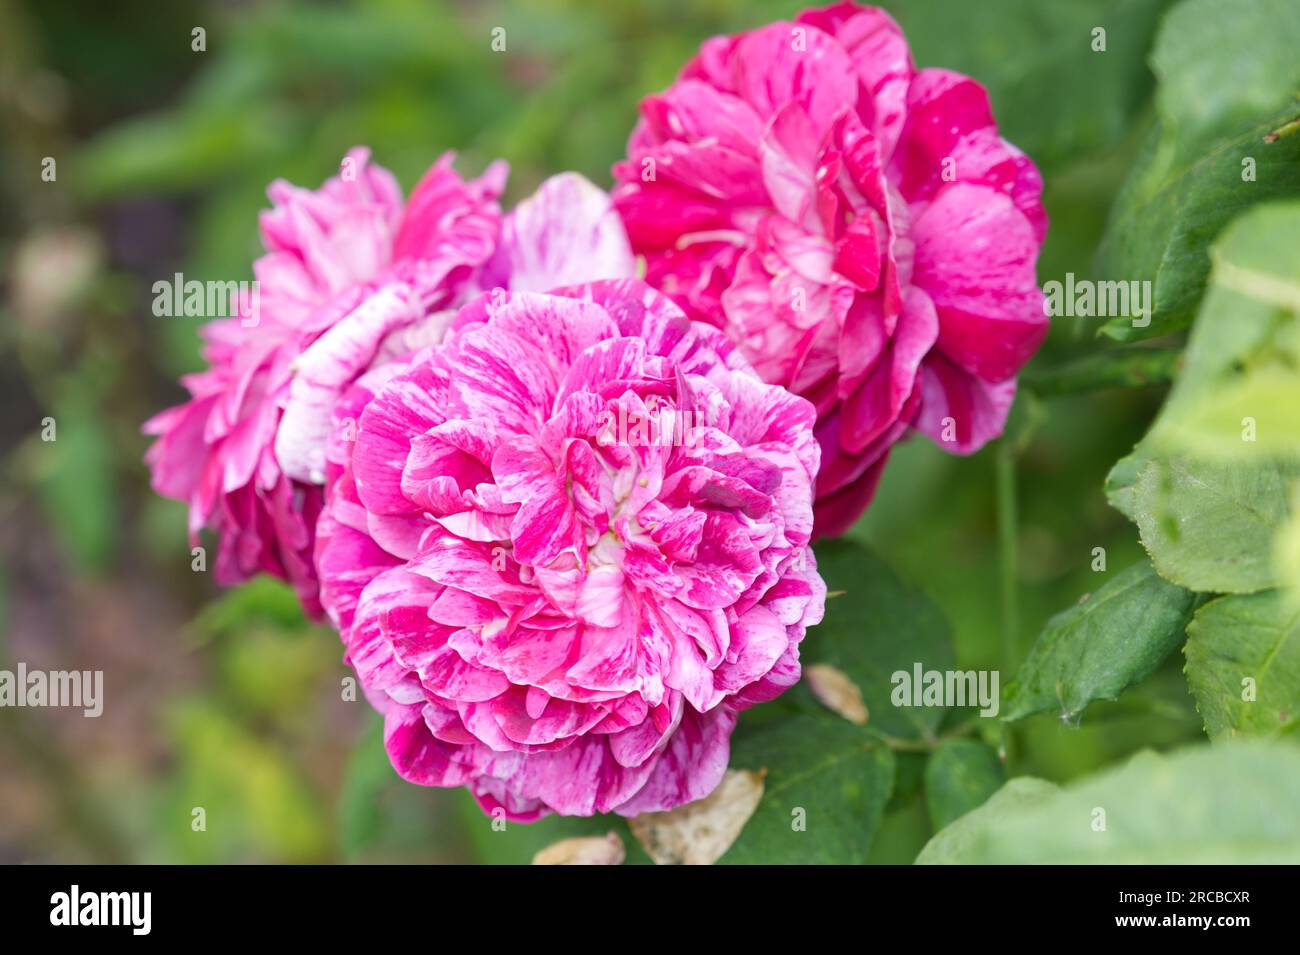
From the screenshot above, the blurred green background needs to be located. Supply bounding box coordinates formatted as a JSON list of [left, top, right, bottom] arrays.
[[0, 0, 1200, 863]]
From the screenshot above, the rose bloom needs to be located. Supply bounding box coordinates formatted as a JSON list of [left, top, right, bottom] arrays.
[[612, 2, 1048, 535], [315, 280, 825, 818], [144, 148, 631, 614]]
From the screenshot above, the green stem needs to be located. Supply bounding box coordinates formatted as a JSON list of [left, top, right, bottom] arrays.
[[996, 440, 1019, 674], [871, 735, 933, 753], [1023, 347, 1181, 397], [936, 715, 984, 744], [1265, 114, 1300, 143], [864, 716, 983, 755]]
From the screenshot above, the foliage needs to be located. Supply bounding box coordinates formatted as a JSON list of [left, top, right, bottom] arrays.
[[918, 744, 1300, 863]]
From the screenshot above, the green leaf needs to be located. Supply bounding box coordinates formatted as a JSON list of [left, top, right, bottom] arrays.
[[924, 739, 1006, 830], [807, 540, 955, 740], [1002, 560, 1196, 722], [921, 743, 1300, 863], [1097, 0, 1300, 341], [915, 777, 1057, 864], [1151, 0, 1300, 154], [1104, 442, 1155, 521], [1132, 456, 1297, 593], [1277, 496, 1300, 601], [719, 713, 896, 864], [1098, 111, 1300, 341], [1108, 205, 1300, 600], [1184, 590, 1300, 739], [1169, 373, 1300, 458], [1146, 202, 1300, 458]]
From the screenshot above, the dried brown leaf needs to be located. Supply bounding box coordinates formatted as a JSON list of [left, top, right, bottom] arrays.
[[629, 768, 765, 865], [531, 831, 626, 865], [806, 662, 868, 725]]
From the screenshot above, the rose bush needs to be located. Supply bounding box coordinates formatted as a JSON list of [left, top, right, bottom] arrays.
[[88, 0, 1300, 864]]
